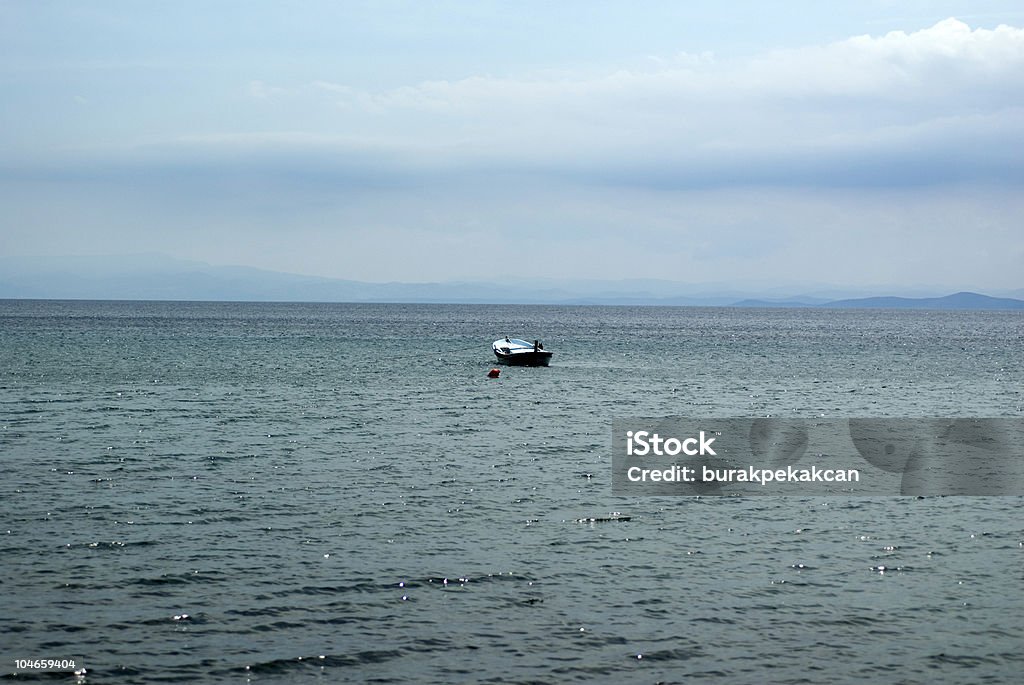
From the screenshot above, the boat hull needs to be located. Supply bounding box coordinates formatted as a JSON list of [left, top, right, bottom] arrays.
[[493, 349, 553, 366]]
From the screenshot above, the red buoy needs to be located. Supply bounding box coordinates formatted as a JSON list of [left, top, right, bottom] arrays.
[[488, 368, 501, 378]]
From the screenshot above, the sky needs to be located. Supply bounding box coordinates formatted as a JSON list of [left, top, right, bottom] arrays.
[[1, 1, 1023, 291]]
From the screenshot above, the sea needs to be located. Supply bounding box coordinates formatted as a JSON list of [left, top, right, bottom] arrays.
[[1, 299, 1022, 684]]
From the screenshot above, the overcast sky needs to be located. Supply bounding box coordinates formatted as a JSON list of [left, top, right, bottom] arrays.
[[2, 1, 1022, 290]]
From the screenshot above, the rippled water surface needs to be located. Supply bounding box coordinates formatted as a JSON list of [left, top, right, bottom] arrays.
[[1, 300, 1023, 683]]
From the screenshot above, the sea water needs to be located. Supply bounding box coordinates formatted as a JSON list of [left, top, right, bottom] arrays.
[[1, 300, 1022, 683]]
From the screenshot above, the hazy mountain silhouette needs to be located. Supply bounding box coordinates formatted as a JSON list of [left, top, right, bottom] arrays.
[[1, 255, 1021, 308], [821, 292, 1024, 310]]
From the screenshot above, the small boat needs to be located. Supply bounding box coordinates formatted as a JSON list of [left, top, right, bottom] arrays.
[[492, 337, 553, 366]]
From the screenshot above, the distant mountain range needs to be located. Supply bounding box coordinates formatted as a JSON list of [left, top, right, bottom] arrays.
[[1, 255, 1022, 309], [737, 292, 1024, 310], [817, 292, 1024, 310]]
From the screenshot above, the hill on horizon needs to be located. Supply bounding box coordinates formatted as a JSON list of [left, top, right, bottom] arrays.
[[1, 255, 1022, 309], [819, 291, 1024, 310]]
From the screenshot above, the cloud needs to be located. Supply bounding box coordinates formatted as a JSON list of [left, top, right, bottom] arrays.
[[246, 80, 287, 99], [22, 18, 1020, 192], [273, 18, 1024, 189], [743, 18, 1024, 98]]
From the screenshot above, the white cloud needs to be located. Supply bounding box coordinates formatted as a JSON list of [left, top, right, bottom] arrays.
[[273, 18, 1024, 186], [752, 19, 1022, 88], [18, 17, 1024, 193], [247, 80, 287, 99], [320, 18, 1024, 107]]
